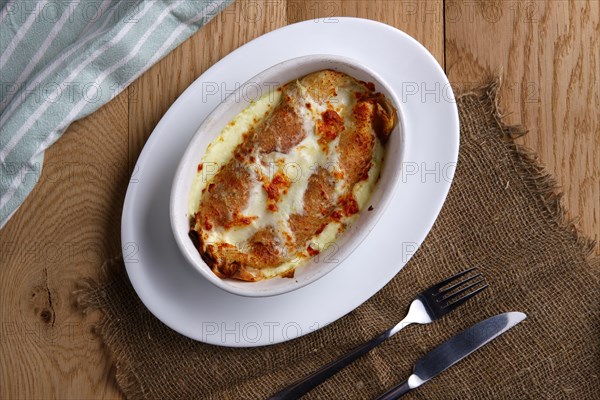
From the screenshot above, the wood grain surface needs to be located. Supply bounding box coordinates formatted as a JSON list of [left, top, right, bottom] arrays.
[[1, 1, 597, 398], [445, 0, 599, 254]]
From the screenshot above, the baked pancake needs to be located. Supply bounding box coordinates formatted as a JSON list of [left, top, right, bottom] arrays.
[[188, 70, 397, 281]]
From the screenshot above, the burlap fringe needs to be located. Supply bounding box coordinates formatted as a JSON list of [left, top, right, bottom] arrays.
[[457, 75, 527, 139], [463, 76, 597, 259], [74, 255, 122, 313], [73, 256, 144, 398], [72, 77, 599, 399]]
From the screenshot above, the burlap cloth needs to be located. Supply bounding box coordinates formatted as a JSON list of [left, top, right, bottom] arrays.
[[76, 80, 600, 399]]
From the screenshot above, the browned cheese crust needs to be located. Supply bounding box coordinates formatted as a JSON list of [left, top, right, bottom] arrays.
[[191, 70, 397, 280]]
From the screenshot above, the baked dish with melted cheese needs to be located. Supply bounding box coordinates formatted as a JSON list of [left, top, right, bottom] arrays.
[[188, 70, 397, 281]]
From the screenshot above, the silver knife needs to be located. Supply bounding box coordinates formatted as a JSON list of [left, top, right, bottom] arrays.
[[376, 312, 527, 400]]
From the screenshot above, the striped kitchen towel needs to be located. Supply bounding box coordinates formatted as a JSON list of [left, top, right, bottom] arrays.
[[0, 0, 232, 229]]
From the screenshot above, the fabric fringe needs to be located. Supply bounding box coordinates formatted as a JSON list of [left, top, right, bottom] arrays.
[[72, 77, 599, 399], [72, 256, 144, 398], [74, 256, 123, 313], [467, 77, 597, 259]]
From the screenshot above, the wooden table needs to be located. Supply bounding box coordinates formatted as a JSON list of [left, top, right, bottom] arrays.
[[1, 1, 598, 398]]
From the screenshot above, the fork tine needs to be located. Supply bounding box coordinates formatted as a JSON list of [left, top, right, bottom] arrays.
[[437, 273, 482, 296], [441, 279, 486, 303], [443, 283, 489, 309], [429, 268, 476, 291]]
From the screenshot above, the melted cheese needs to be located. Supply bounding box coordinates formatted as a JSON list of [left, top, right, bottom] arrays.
[[189, 76, 385, 279]]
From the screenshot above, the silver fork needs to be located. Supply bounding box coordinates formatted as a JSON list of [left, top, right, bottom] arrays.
[[268, 268, 488, 400]]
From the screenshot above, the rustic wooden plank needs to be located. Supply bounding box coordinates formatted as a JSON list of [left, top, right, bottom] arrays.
[[128, 0, 289, 166], [445, 0, 600, 252], [129, 0, 445, 166], [0, 90, 129, 399], [1, 1, 444, 398], [3, 0, 598, 398], [286, 0, 444, 66]]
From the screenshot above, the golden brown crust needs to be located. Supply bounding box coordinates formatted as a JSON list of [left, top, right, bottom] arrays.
[[300, 70, 348, 103], [317, 109, 344, 151], [280, 268, 295, 279], [200, 240, 271, 279], [372, 93, 397, 143], [338, 100, 376, 188], [252, 84, 305, 154], [248, 226, 286, 266], [190, 69, 397, 281], [261, 171, 291, 213], [289, 167, 337, 245], [200, 226, 287, 279], [195, 162, 252, 230]]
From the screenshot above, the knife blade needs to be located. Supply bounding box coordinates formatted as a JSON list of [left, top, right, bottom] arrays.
[[376, 312, 527, 400]]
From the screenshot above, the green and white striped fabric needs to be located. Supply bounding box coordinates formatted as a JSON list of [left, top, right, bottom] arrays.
[[0, 0, 232, 228]]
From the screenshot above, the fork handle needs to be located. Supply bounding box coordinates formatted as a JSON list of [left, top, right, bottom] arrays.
[[268, 328, 396, 399], [375, 379, 411, 400]]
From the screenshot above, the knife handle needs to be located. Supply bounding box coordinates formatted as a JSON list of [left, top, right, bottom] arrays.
[[376, 379, 411, 400], [268, 329, 394, 399]]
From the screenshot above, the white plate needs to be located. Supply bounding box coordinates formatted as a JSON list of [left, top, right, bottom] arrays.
[[121, 17, 459, 347], [170, 54, 406, 297]]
